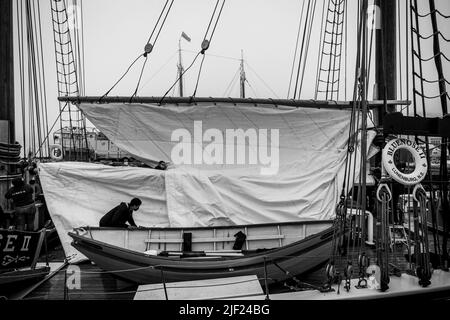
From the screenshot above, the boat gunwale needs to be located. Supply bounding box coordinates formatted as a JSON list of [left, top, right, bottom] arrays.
[[77, 219, 334, 232]]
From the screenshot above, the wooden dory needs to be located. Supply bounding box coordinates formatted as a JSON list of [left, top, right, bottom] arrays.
[[68, 220, 337, 285]]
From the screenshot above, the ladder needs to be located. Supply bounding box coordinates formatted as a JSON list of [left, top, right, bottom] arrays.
[[50, 0, 89, 161], [389, 224, 410, 251], [315, 0, 346, 101]]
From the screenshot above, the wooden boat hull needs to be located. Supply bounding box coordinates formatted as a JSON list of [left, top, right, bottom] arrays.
[[69, 222, 337, 285]]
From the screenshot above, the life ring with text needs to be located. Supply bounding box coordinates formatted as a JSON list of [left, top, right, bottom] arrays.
[[49, 144, 64, 161], [382, 138, 428, 186]]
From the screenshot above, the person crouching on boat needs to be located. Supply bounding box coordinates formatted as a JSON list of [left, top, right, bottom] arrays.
[[5, 177, 36, 231], [99, 197, 142, 228]]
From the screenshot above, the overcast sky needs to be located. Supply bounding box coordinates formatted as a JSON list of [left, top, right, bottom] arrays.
[[12, 0, 450, 154]]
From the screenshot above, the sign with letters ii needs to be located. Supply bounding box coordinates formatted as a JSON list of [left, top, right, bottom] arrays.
[[0, 229, 45, 270]]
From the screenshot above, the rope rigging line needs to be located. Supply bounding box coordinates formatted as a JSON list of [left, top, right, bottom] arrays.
[[98, 54, 143, 100], [190, 49, 207, 98], [222, 66, 240, 97], [412, 50, 450, 63], [292, 0, 313, 100], [36, 0, 50, 151], [14, 0, 53, 160], [406, 0, 411, 116], [51, 0, 89, 160], [411, 5, 450, 19], [244, 62, 280, 98], [159, 51, 202, 103], [326, 0, 345, 100], [428, 0, 450, 264], [412, 29, 450, 42], [26, 0, 41, 158], [138, 50, 179, 93], [313, 0, 328, 100], [413, 72, 450, 85], [314, 0, 346, 101], [413, 90, 450, 100], [16, 0, 27, 158], [145, 0, 172, 46], [365, 2, 377, 97], [245, 79, 259, 97], [190, 0, 226, 98], [130, 55, 149, 101], [321, 0, 373, 294], [398, 0, 403, 101], [181, 49, 241, 62], [347, 0, 370, 282], [411, 0, 429, 118], [201, 0, 226, 48], [297, 0, 319, 99], [409, 0, 449, 267], [100, 0, 175, 101], [33, 103, 69, 159], [131, 0, 175, 100], [159, 0, 226, 104], [287, 0, 307, 99]]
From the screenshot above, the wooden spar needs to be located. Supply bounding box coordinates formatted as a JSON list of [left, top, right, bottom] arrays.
[[375, 0, 397, 123], [240, 50, 246, 98], [177, 38, 184, 97], [0, 0, 15, 143], [58, 96, 410, 110]]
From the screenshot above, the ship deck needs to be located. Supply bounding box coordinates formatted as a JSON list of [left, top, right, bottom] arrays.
[[9, 230, 449, 301]]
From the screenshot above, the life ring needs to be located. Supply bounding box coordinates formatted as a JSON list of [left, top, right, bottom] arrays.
[[382, 138, 428, 186], [49, 144, 63, 161]]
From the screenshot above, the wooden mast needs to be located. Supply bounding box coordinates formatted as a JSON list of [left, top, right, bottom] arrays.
[[177, 38, 184, 97], [375, 0, 397, 122], [0, 0, 16, 213], [239, 50, 246, 98], [0, 0, 15, 143]]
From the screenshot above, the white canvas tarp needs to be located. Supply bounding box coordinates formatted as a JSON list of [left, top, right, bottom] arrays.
[[39, 103, 375, 262]]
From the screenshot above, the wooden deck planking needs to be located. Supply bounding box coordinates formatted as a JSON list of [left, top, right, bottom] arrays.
[[24, 262, 137, 300]]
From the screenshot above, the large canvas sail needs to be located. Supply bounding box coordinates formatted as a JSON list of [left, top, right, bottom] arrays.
[[78, 102, 358, 173]]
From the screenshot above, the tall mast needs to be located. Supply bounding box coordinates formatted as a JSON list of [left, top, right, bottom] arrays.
[[239, 50, 246, 98], [0, 0, 17, 210], [178, 38, 184, 97], [375, 0, 397, 123], [0, 0, 15, 143], [177, 32, 191, 97]]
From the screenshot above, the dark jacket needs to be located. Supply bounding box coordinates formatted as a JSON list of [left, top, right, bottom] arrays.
[[5, 184, 35, 207], [99, 202, 137, 228]]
